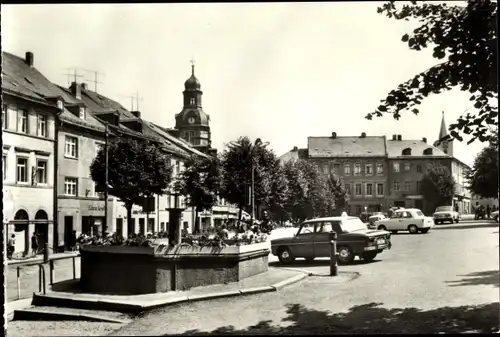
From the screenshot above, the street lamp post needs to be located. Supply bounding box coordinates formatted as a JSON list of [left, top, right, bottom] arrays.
[[104, 122, 109, 236]]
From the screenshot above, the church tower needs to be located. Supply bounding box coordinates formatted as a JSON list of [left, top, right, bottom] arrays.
[[434, 111, 454, 157], [175, 61, 212, 153]]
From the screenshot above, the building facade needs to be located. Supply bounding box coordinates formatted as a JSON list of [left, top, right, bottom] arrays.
[[2, 51, 61, 256]]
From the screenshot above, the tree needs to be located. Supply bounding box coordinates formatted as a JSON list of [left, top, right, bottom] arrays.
[[366, 0, 498, 144], [90, 137, 172, 234], [465, 135, 499, 199], [326, 174, 350, 216], [174, 155, 222, 233], [420, 163, 457, 213]]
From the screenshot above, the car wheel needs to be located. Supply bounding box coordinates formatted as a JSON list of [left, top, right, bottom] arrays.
[[337, 246, 355, 265], [408, 225, 419, 234], [421, 228, 430, 234], [434, 220, 438, 225], [362, 251, 377, 262], [277, 247, 294, 264], [377, 225, 387, 231], [455, 218, 459, 223], [390, 230, 398, 234]]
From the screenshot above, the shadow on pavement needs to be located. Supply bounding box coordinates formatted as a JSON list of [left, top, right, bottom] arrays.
[[173, 302, 499, 334], [446, 270, 499, 288], [434, 223, 499, 230], [269, 259, 379, 268]]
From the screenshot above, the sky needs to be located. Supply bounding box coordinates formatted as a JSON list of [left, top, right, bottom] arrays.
[[1, 2, 488, 166]]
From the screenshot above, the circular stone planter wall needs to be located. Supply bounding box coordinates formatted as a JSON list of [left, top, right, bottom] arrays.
[[80, 240, 270, 295]]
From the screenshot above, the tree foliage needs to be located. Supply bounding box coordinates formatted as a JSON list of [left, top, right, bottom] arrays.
[[174, 155, 223, 232], [420, 163, 457, 211], [90, 137, 172, 232], [465, 135, 499, 199], [326, 174, 350, 216], [366, 0, 498, 144]]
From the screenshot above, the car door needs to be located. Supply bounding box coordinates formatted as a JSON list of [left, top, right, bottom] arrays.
[[290, 221, 316, 258], [312, 221, 332, 258], [388, 212, 404, 230], [400, 211, 413, 229]]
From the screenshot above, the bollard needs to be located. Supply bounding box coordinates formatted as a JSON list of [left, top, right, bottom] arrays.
[[43, 242, 49, 263], [17, 266, 21, 300], [49, 260, 54, 285], [40, 264, 46, 294], [72, 256, 76, 280], [39, 264, 42, 292], [329, 231, 338, 277]]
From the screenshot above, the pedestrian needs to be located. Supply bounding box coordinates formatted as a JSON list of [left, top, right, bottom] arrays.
[[31, 232, 39, 257], [486, 205, 491, 219], [7, 234, 16, 260], [71, 230, 77, 252], [388, 206, 393, 218]]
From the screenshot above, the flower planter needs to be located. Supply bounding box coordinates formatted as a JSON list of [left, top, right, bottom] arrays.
[[80, 241, 270, 295]]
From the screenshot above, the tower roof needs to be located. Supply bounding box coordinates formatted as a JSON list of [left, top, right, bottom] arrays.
[[184, 62, 201, 90], [438, 111, 448, 140]]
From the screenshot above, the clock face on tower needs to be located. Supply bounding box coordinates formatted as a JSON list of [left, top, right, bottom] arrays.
[[188, 117, 195, 124]]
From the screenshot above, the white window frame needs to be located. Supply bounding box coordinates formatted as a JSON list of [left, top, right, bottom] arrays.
[[16, 156, 29, 184], [57, 100, 64, 110], [376, 183, 384, 196], [65, 136, 78, 158], [36, 159, 48, 185], [344, 164, 351, 175], [176, 161, 181, 174], [404, 163, 411, 172], [17, 109, 28, 133], [355, 183, 362, 196], [393, 162, 400, 173], [365, 164, 373, 176], [376, 163, 384, 175], [354, 163, 361, 176], [190, 97, 196, 105], [3, 154, 7, 181], [64, 177, 78, 196], [323, 164, 329, 174], [79, 107, 86, 120], [345, 183, 350, 195], [37, 113, 47, 137], [2, 104, 7, 129], [404, 180, 411, 192], [393, 181, 400, 192], [365, 183, 373, 196]]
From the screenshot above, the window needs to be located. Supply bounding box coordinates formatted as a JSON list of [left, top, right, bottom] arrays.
[[37, 114, 47, 137], [405, 181, 411, 192], [79, 107, 85, 119], [64, 177, 78, 196], [366, 183, 373, 196], [365, 164, 373, 176], [2, 104, 7, 129], [402, 148, 412, 155], [404, 163, 411, 172], [139, 219, 145, 234], [344, 164, 351, 175], [416, 165, 422, 173], [416, 181, 422, 193], [376, 163, 384, 174], [95, 142, 104, 158], [147, 219, 155, 233], [323, 164, 329, 174], [57, 100, 64, 110], [160, 222, 165, 232], [393, 181, 400, 192], [16, 157, 28, 183], [377, 183, 384, 196], [355, 183, 362, 196], [345, 183, 351, 195], [3, 155, 6, 180], [17, 109, 28, 133], [393, 162, 400, 173], [116, 218, 123, 237], [333, 163, 341, 174], [190, 97, 196, 105], [65, 136, 78, 158], [176, 161, 180, 174], [354, 163, 361, 175], [36, 160, 47, 184]]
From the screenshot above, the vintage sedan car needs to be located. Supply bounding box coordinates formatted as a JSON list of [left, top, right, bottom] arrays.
[[375, 208, 434, 234], [271, 216, 392, 265], [367, 212, 386, 229], [433, 205, 460, 224], [491, 210, 499, 223]]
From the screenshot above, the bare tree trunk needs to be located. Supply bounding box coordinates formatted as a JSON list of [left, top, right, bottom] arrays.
[[126, 203, 134, 236]]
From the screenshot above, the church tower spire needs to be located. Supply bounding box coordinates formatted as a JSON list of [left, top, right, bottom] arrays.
[[435, 111, 454, 157]]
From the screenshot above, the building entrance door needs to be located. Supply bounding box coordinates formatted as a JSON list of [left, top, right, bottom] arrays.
[[64, 216, 73, 250]]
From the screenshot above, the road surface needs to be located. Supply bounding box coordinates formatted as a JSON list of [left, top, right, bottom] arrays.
[[110, 222, 499, 335]]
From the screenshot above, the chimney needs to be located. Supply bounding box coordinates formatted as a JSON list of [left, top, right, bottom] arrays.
[[331, 132, 337, 139], [360, 132, 366, 138], [293, 146, 298, 151], [397, 135, 402, 141], [131, 111, 141, 118], [422, 137, 427, 143], [81, 83, 88, 90], [25, 52, 34, 67], [392, 134, 397, 140], [69, 82, 81, 100]]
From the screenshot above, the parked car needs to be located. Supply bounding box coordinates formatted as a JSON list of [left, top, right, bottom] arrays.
[[433, 205, 460, 224], [491, 210, 499, 223], [367, 212, 386, 229], [374, 208, 434, 234], [271, 216, 392, 265]]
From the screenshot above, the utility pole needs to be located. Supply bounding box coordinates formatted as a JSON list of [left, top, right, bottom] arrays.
[[64, 68, 84, 85], [104, 122, 109, 236], [81, 68, 105, 93]]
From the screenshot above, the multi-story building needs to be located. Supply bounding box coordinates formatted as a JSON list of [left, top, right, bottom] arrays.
[[2, 51, 61, 256]]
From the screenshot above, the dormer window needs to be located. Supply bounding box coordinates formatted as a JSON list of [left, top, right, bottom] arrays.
[[423, 148, 433, 155], [190, 97, 196, 105], [402, 148, 412, 156], [57, 100, 63, 110], [79, 107, 86, 120]]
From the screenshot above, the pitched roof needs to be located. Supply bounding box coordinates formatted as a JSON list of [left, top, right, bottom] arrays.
[[308, 136, 387, 158], [148, 122, 209, 158], [279, 148, 308, 162], [2, 51, 64, 105], [386, 139, 449, 158]]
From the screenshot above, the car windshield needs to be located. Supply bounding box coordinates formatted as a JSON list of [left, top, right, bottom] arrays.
[[436, 206, 453, 212], [340, 218, 367, 233], [297, 222, 315, 235], [415, 210, 424, 217]]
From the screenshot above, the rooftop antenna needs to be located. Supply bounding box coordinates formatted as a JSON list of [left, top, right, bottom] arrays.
[[135, 92, 144, 111], [118, 94, 136, 111], [81, 68, 105, 93], [64, 67, 84, 85]]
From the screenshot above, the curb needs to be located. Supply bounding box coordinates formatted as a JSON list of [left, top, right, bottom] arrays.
[[271, 273, 308, 290], [12, 308, 130, 324]]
